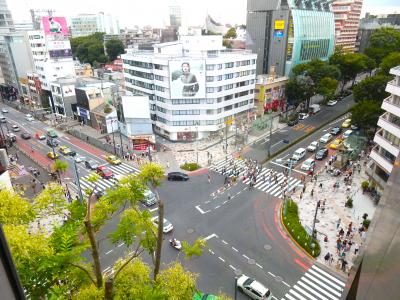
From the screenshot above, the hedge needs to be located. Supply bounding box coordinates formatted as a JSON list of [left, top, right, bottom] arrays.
[[181, 162, 201, 171], [282, 199, 321, 257]]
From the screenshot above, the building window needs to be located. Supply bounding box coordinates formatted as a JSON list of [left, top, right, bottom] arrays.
[[225, 73, 234, 80], [172, 110, 200, 115], [217, 75, 223, 81], [225, 84, 233, 90], [206, 76, 214, 82], [206, 64, 215, 70], [155, 75, 164, 81], [225, 62, 234, 68], [217, 64, 223, 70], [207, 87, 214, 93], [217, 108, 222, 113], [206, 98, 214, 104]]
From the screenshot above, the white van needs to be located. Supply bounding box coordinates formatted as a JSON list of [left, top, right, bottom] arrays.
[[301, 158, 316, 171], [309, 104, 321, 114], [141, 189, 157, 206], [292, 148, 306, 162]]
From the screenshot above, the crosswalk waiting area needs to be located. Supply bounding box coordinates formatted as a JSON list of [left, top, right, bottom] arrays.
[[69, 163, 140, 196], [282, 264, 346, 300], [210, 157, 302, 198]]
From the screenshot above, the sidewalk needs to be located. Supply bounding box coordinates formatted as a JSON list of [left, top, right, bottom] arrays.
[[291, 155, 376, 275]]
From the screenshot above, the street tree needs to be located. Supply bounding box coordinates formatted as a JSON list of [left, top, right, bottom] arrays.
[[0, 189, 35, 224], [351, 100, 382, 131], [105, 39, 125, 61], [52, 159, 69, 183], [224, 27, 237, 39], [353, 74, 390, 103], [379, 52, 400, 75], [71, 32, 108, 65], [317, 77, 338, 103], [138, 163, 165, 280], [365, 27, 400, 64]]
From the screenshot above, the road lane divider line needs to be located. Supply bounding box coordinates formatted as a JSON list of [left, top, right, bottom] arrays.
[[232, 247, 239, 252], [118, 243, 124, 248], [105, 250, 113, 255], [204, 233, 218, 241], [242, 254, 249, 260], [208, 249, 215, 255], [218, 257, 225, 262], [229, 265, 236, 271], [221, 240, 228, 245], [282, 281, 291, 287], [268, 272, 276, 278], [256, 263, 263, 269], [195, 205, 211, 215], [149, 207, 158, 212], [215, 205, 220, 209]]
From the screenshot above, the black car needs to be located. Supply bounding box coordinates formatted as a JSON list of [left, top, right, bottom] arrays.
[[315, 148, 329, 160], [287, 118, 299, 126], [167, 172, 189, 181], [46, 138, 59, 147], [20, 132, 31, 140], [330, 126, 342, 135], [85, 160, 99, 170]]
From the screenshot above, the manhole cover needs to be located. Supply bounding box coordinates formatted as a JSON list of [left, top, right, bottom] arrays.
[[264, 244, 272, 250], [187, 228, 194, 234], [234, 269, 242, 276], [275, 276, 283, 282], [248, 259, 255, 265]]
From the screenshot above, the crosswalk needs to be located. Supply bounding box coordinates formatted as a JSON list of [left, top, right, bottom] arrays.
[[69, 163, 140, 197], [282, 264, 346, 300], [210, 157, 302, 198]]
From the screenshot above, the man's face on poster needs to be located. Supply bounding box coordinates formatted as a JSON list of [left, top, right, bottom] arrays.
[[182, 63, 190, 74]]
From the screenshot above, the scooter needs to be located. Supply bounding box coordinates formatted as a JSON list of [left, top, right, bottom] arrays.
[[169, 238, 182, 250]]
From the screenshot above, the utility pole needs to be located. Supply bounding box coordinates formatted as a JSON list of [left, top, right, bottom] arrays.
[[111, 121, 116, 155], [267, 109, 273, 158], [284, 159, 294, 216], [311, 200, 321, 239], [234, 277, 238, 300], [225, 122, 228, 154], [73, 159, 84, 203]]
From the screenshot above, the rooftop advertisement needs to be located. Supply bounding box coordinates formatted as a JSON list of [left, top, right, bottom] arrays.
[[42, 17, 69, 36], [169, 60, 205, 99]]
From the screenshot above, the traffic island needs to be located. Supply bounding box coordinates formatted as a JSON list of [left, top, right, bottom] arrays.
[[180, 162, 201, 171], [281, 199, 321, 258]]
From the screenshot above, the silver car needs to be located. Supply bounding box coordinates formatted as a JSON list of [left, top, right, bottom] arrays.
[[237, 274, 272, 300]]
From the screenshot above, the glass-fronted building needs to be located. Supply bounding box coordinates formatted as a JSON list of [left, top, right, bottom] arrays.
[[285, 0, 335, 75]]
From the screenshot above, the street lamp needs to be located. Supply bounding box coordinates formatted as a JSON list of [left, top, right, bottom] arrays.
[[267, 109, 273, 158], [72, 158, 84, 203], [234, 276, 238, 300], [284, 158, 294, 216]]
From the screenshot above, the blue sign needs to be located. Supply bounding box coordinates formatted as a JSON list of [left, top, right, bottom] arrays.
[[274, 30, 284, 38], [77, 107, 90, 120]]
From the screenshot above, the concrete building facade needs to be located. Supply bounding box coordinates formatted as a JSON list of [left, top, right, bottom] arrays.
[[331, 0, 363, 52], [122, 35, 257, 141], [70, 13, 120, 38], [367, 66, 400, 193]]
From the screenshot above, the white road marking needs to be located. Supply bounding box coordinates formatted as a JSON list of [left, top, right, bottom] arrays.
[[268, 271, 276, 277], [204, 233, 218, 241], [215, 205, 220, 209], [229, 265, 236, 271], [282, 281, 291, 287], [223, 201, 227, 204], [218, 257, 225, 262], [256, 263, 263, 269], [149, 207, 158, 212], [232, 247, 239, 252], [105, 250, 113, 255], [208, 249, 215, 254], [103, 266, 111, 273], [271, 140, 283, 148], [195, 205, 210, 214], [205, 200, 211, 204], [118, 243, 124, 247], [222, 240, 228, 245], [242, 254, 249, 260]]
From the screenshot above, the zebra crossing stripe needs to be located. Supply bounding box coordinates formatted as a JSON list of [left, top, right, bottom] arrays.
[[288, 289, 308, 300], [293, 284, 318, 300], [311, 265, 345, 288], [301, 276, 340, 299], [304, 272, 342, 297], [284, 294, 297, 300], [297, 280, 330, 300]]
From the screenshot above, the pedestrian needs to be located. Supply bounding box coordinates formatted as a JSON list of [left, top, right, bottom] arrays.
[[228, 193, 231, 201], [341, 259, 348, 272], [324, 252, 330, 263], [354, 243, 359, 255], [321, 205, 325, 214], [319, 182, 323, 189], [310, 188, 314, 197], [302, 185, 306, 193], [300, 192, 303, 200], [208, 174, 211, 184]]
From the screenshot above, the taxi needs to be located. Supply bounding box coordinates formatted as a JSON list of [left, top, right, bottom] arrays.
[[105, 155, 122, 165], [329, 138, 344, 150], [47, 152, 60, 159], [341, 118, 352, 128]]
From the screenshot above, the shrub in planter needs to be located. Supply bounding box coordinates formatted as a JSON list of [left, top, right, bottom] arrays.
[[363, 219, 371, 229], [180, 162, 200, 171], [361, 181, 369, 190], [345, 197, 353, 208]]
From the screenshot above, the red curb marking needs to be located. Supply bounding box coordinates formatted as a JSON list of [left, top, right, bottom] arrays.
[[294, 258, 310, 270]]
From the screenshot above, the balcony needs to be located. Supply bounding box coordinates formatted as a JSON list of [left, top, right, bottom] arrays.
[[386, 80, 400, 97], [369, 146, 393, 174], [377, 112, 400, 138], [374, 129, 400, 158], [382, 96, 400, 117]]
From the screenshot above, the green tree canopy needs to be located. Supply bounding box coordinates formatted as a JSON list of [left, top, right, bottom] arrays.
[[351, 100, 382, 130], [365, 27, 400, 64], [317, 77, 338, 102], [105, 39, 125, 61], [71, 32, 108, 65], [353, 74, 390, 102], [329, 52, 369, 88], [379, 52, 400, 75], [224, 27, 237, 39]]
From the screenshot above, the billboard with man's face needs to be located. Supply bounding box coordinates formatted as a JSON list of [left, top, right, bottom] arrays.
[[42, 17, 69, 36], [169, 60, 205, 99]]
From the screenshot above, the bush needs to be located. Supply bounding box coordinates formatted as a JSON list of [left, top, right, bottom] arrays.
[[282, 199, 321, 257], [361, 181, 369, 190], [180, 162, 200, 171], [345, 197, 353, 208], [363, 219, 371, 229]]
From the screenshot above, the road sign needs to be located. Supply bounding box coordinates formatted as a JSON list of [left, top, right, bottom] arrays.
[[225, 118, 235, 125]]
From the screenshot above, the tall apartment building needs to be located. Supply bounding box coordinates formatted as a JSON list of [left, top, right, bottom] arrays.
[[70, 13, 120, 38], [27, 17, 75, 109], [169, 4, 182, 28], [331, 0, 363, 52], [367, 66, 400, 193], [0, 0, 14, 85], [122, 35, 257, 141], [246, 0, 335, 76]]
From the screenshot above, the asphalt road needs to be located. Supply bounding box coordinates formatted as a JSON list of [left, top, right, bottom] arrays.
[[245, 95, 355, 162]]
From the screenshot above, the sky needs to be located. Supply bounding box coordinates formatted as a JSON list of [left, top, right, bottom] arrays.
[[8, 0, 400, 29]]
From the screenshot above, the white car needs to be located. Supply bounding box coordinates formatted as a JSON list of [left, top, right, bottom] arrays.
[[327, 100, 337, 106], [298, 113, 309, 120], [343, 129, 353, 139], [307, 141, 319, 152], [74, 156, 86, 163], [1, 108, 8, 113], [301, 158, 316, 171], [12, 124, 20, 132], [151, 217, 173, 233], [25, 114, 34, 121], [320, 133, 332, 144], [237, 274, 272, 300]]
